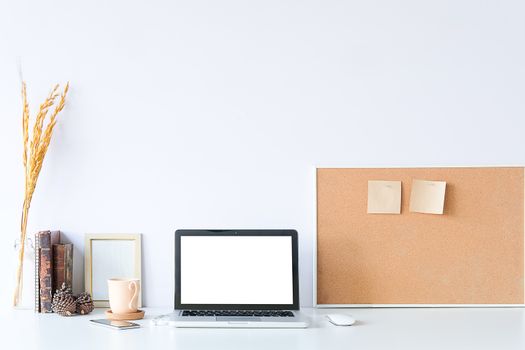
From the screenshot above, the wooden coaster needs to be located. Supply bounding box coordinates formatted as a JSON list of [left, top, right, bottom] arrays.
[[105, 309, 145, 321]]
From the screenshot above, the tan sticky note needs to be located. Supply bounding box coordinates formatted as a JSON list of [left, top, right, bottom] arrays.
[[367, 180, 402, 214], [409, 179, 447, 214]]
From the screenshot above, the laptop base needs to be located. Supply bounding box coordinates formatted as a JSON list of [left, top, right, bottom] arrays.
[[169, 312, 309, 328]]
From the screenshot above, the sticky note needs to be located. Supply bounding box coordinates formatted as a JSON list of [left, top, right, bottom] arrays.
[[409, 179, 447, 214], [367, 180, 402, 214]]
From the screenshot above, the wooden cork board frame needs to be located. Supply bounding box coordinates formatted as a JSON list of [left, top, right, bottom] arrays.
[[315, 167, 525, 307]]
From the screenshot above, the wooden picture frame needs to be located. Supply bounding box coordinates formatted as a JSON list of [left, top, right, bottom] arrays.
[[84, 234, 142, 308]]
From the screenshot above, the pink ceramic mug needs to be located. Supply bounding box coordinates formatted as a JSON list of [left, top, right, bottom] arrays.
[[107, 278, 140, 314]]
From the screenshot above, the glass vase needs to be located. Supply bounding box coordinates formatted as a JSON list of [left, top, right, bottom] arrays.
[[13, 237, 36, 310]]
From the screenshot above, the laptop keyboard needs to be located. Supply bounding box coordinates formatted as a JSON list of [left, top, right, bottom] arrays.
[[181, 310, 295, 317]]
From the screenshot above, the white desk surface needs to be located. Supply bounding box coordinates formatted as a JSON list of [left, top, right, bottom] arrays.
[[2, 307, 525, 350]]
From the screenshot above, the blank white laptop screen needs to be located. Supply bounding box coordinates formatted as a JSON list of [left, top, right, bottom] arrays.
[[180, 236, 293, 305]]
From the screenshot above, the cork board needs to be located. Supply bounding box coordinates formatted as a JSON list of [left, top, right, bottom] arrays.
[[316, 167, 525, 305]]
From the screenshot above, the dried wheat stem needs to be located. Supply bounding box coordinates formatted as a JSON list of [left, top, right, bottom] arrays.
[[13, 82, 69, 307]]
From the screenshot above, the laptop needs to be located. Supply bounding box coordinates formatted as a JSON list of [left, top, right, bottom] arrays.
[[169, 229, 309, 328]]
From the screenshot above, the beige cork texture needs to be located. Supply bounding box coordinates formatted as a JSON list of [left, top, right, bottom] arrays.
[[316, 167, 524, 305]]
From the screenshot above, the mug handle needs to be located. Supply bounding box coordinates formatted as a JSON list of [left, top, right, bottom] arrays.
[[128, 281, 139, 310]]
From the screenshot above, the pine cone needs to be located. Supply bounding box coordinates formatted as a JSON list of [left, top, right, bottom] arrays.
[[51, 283, 76, 316], [75, 292, 94, 315]]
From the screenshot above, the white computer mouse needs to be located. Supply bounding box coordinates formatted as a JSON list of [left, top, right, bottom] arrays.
[[326, 314, 356, 326]]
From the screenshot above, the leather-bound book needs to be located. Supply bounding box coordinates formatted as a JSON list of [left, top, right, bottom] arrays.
[[52, 244, 73, 294], [39, 231, 60, 313], [34, 231, 42, 313]]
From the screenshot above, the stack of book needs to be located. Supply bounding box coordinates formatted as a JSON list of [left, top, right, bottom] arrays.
[[34, 231, 73, 313]]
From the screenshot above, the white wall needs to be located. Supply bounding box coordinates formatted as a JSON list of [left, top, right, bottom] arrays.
[[1, 0, 524, 309]]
